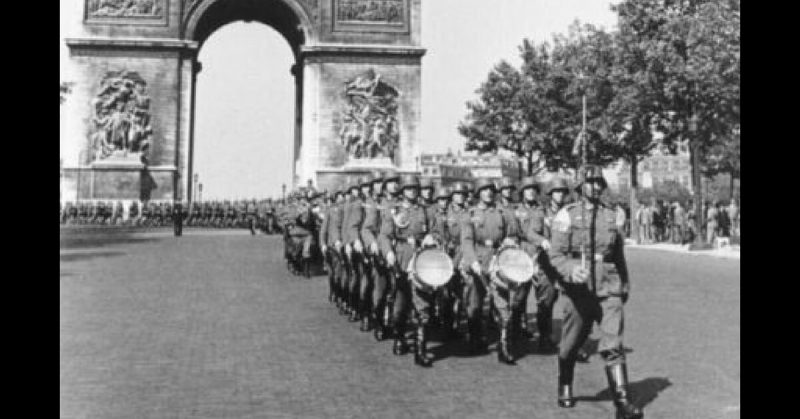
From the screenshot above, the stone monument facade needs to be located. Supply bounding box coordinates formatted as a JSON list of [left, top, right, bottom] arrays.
[[61, 0, 424, 201]]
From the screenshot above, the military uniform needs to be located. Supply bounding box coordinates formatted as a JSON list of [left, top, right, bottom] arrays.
[[548, 166, 641, 418], [342, 182, 366, 320], [321, 192, 345, 302], [461, 178, 519, 364], [377, 174, 436, 366], [513, 177, 558, 350]]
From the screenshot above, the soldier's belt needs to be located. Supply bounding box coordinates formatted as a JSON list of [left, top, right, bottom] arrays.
[[475, 240, 500, 250], [567, 252, 609, 263]]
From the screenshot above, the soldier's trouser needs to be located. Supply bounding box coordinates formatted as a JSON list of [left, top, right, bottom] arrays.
[[488, 276, 514, 327], [559, 292, 626, 367], [296, 235, 313, 259], [393, 273, 412, 329], [346, 251, 361, 302], [411, 279, 436, 326], [359, 257, 372, 313], [372, 261, 390, 320], [461, 270, 489, 324]]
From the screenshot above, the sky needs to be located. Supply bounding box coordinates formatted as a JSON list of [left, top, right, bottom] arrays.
[[60, 0, 618, 199]]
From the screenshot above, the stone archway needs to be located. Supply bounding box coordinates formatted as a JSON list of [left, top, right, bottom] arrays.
[[61, 0, 425, 201]]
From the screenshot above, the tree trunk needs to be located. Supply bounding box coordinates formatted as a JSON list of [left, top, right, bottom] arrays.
[[629, 156, 639, 244], [690, 141, 706, 245]]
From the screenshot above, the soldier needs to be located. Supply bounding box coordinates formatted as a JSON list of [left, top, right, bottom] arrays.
[[461, 178, 519, 364], [355, 176, 376, 331], [514, 176, 558, 350], [247, 199, 258, 235], [321, 190, 345, 304], [361, 172, 388, 336], [373, 170, 401, 339], [443, 182, 471, 340], [342, 180, 366, 320], [428, 185, 459, 339], [164, 201, 174, 227], [548, 166, 642, 418], [378, 174, 438, 367], [419, 178, 435, 208], [111, 201, 124, 225], [174, 201, 184, 236]]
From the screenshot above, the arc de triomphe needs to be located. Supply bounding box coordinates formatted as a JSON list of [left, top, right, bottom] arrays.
[[61, 0, 424, 201]]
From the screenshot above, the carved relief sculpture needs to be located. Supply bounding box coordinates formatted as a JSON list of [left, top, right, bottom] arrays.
[[338, 69, 400, 162], [90, 71, 153, 163], [336, 0, 404, 24], [87, 0, 164, 18]]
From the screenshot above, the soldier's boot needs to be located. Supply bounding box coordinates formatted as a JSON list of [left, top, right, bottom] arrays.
[[536, 311, 557, 352], [557, 357, 577, 408], [373, 307, 387, 341], [413, 324, 433, 367], [359, 301, 372, 332], [392, 324, 409, 355], [349, 294, 360, 322], [605, 363, 643, 419], [497, 324, 516, 365]]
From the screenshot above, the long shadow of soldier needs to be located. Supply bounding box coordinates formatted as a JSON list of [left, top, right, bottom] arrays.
[[575, 377, 672, 410]]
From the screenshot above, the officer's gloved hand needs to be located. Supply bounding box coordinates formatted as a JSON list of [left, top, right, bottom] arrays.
[[334, 240, 343, 252], [386, 251, 397, 267], [471, 261, 482, 276], [321, 244, 328, 254], [353, 239, 363, 254], [540, 239, 551, 251], [369, 241, 379, 255], [571, 265, 590, 283], [421, 234, 438, 248]]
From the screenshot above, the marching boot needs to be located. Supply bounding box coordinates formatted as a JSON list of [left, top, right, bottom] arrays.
[[392, 324, 409, 355], [605, 363, 644, 419], [373, 308, 387, 341], [414, 325, 433, 367], [536, 311, 557, 352], [557, 357, 576, 408], [349, 295, 360, 322], [497, 324, 516, 365]]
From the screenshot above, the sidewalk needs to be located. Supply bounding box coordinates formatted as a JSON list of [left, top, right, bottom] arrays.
[[624, 239, 740, 260]]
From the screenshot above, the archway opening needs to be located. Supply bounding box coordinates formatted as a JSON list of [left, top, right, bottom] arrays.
[[193, 21, 296, 200]]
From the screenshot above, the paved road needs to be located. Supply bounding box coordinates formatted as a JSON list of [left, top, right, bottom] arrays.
[[60, 227, 740, 419]]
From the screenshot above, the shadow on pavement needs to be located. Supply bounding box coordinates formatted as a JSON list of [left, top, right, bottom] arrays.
[[576, 376, 672, 409], [60, 227, 162, 250], [60, 250, 126, 263]]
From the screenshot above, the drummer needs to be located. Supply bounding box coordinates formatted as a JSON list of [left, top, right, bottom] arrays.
[[427, 185, 459, 340], [460, 177, 519, 364], [514, 176, 558, 351], [445, 182, 472, 340], [378, 174, 438, 367]]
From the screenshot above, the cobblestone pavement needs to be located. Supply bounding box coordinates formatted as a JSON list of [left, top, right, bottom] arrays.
[[61, 227, 740, 419]]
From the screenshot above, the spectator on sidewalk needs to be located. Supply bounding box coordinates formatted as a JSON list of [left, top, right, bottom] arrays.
[[672, 202, 685, 244], [728, 198, 739, 238], [706, 200, 719, 243]]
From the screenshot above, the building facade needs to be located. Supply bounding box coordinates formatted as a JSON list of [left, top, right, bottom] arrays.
[[418, 151, 520, 187]]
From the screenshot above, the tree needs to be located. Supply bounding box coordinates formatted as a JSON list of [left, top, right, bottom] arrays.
[[611, 0, 740, 246]]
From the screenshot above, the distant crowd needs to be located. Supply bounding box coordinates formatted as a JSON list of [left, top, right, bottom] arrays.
[[59, 199, 283, 234], [627, 198, 740, 245]]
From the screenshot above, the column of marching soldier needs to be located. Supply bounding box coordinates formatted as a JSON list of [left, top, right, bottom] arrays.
[[59, 199, 284, 235], [277, 168, 643, 419]]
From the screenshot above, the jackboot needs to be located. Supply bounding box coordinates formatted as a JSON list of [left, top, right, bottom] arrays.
[[605, 363, 643, 419], [497, 325, 516, 365], [413, 324, 433, 367], [392, 324, 409, 355], [557, 357, 576, 408]]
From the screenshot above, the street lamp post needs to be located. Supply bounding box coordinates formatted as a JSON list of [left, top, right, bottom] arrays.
[[198, 183, 203, 202], [193, 174, 198, 202]]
